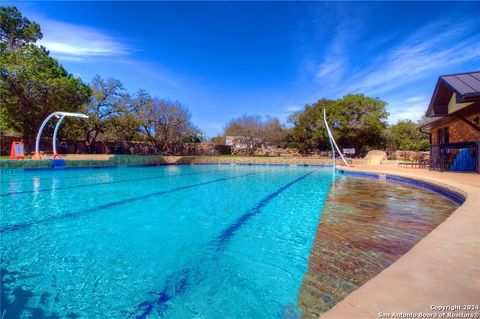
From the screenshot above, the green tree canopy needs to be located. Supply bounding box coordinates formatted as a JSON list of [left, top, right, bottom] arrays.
[[1, 6, 204, 156], [287, 94, 389, 155], [0, 6, 42, 50], [287, 98, 333, 151], [108, 112, 143, 144], [387, 119, 429, 151], [0, 6, 90, 149], [0, 45, 91, 147]]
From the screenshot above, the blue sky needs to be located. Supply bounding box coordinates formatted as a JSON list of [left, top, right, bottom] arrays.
[[8, 1, 480, 136]]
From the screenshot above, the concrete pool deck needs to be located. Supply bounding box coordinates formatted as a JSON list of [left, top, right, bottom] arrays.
[[321, 165, 480, 319]]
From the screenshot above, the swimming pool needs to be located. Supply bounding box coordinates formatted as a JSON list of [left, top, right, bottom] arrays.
[[0, 165, 459, 318]]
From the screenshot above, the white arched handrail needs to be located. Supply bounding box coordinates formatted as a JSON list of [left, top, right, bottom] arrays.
[[323, 108, 349, 167], [52, 115, 66, 158], [33, 112, 88, 160]]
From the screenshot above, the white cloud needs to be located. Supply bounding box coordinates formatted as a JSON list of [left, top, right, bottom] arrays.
[[314, 20, 351, 81], [346, 19, 480, 95], [53, 55, 84, 62], [346, 18, 480, 125], [298, 17, 480, 125], [312, 23, 352, 84], [387, 96, 430, 124], [37, 18, 131, 61], [405, 95, 428, 103], [316, 58, 344, 80], [297, 9, 366, 100]]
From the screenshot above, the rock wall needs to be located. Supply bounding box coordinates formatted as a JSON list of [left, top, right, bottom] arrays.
[[388, 150, 429, 161], [0, 135, 232, 156]]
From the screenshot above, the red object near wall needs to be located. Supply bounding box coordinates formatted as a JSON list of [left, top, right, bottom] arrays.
[[10, 141, 25, 160]]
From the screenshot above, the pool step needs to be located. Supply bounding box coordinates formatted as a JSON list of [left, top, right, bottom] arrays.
[[52, 159, 65, 169]]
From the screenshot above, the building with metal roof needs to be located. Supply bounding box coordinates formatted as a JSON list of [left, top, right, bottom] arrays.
[[420, 71, 480, 173]]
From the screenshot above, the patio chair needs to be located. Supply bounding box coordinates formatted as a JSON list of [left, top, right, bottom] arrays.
[[398, 153, 429, 168]]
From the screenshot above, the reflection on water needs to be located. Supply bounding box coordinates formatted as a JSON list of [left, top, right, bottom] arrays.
[[297, 176, 459, 318]]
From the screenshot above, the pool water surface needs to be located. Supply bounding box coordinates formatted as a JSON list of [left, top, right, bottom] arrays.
[[0, 165, 459, 318]]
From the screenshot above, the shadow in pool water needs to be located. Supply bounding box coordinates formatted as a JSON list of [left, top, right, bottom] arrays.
[[1, 172, 260, 234], [1, 266, 81, 319], [129, 171, 315, 319]]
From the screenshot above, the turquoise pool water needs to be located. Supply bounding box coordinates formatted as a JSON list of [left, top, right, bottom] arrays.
[[1, 165, 336, 318]]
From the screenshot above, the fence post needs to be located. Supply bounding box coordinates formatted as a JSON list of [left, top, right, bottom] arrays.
[[440, 143, 444, 172], [429, 147, 432, 171], [477, 141, 480, 174]]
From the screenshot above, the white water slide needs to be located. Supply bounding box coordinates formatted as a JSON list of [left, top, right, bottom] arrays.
[[323, 108, 349, 167], [33, 112, 89, 160]]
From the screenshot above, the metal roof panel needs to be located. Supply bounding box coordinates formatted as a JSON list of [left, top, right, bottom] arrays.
[[457, 73, 480, 92], [439, 72, 480, 99], [470, 72, 480, 81], [441, 75, 474, 96]]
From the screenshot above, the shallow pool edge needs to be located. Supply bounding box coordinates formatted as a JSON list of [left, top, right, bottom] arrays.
[[338, 169, 466, 205], [321, 167, 479, 319]]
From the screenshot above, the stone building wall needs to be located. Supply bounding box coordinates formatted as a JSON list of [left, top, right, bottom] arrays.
[[431, 113, 480, 144]]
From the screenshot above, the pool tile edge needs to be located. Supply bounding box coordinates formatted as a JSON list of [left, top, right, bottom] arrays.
[[338, 169, 466, 205]]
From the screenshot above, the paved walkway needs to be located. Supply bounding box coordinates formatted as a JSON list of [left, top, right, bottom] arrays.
[[321, 166, 480, 319]]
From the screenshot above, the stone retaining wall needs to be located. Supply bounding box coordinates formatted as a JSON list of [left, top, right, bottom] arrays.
[[0, 155, 168, 169], [0, 135, 232, 156], [179, 156, 333, 165], [0, 155, 337, 169], [388, 150, 429, 161]]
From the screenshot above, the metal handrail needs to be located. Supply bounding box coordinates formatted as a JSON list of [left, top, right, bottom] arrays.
[[323, 108, 349, 167], [33, 112, 88, 160]]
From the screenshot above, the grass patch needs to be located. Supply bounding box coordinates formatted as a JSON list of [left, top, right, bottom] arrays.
[[0, 155, 32, 160]]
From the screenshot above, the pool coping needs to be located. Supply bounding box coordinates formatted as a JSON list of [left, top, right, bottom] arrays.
[[320, 166, 480, 319]]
